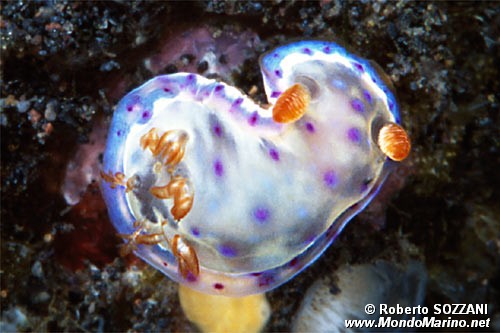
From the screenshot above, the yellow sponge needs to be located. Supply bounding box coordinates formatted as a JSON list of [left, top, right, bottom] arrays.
[[179, 285, 270, 333]]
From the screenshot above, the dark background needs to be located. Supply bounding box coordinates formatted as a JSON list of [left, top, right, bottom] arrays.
[[1, 1, 498, 331]]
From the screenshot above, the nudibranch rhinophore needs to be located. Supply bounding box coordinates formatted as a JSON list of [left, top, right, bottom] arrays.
[[101, 40, 410, 296]]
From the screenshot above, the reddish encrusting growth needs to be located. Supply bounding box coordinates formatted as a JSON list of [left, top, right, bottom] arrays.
[[54, 184, 120, 270]]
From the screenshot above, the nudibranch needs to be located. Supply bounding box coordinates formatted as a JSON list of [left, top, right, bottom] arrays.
[[101, 40, 410, 296]]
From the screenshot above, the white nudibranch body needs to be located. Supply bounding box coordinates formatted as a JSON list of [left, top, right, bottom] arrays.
[[101, 41, 409, 296]]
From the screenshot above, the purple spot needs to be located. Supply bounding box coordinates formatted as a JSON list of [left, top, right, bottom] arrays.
[[250, 272, 262, 277], [186, 272, 197, 282], [248, 111, 259, 126], [163, 262, 168, 267], [127, 95, 141, 111], [230, 98, 244, 113], [230, 97, 244, 112], [219, 244, 238, 257], [372, 76, 378, 83], [303, 234, 316, 245], [163, 87, 170, 92], [213, 283, 224, 290], [323, 170, 337, 188], [271, 91, 281, 98], [353, 62, 364, 72], [363, 90, 372, 104], [389, 100, 395, 111], [214, 84, 224, 92], [360, 182, 369, 193], [214, 159, 224, 177], [273, 53, 279, 58], [303, 47, 312, 55], [326, 225, 337, 238], [351, 98, 365, 113], [323, 46, 331, 53], [142, 110, 151, 120], [191, 227, 200, 237], [348, 127, 361, 143], [253, 207, 270, 223], [274, 69, 282, 78], [187, 74, 195, 81], [269, 148, 280, 161], [305, 122, 315, 133], [213, 125, 222, 137], [116, 130, 122, 137], [257, 273, 275, 287], [331, 79, 346, 90], [289, 257, 299, 267]]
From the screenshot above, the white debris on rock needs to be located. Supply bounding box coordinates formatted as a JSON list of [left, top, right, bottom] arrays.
[[292, 260, 427, 332]]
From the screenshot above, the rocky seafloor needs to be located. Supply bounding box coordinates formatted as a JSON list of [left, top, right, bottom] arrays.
[[1, 1, 498, 331]]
